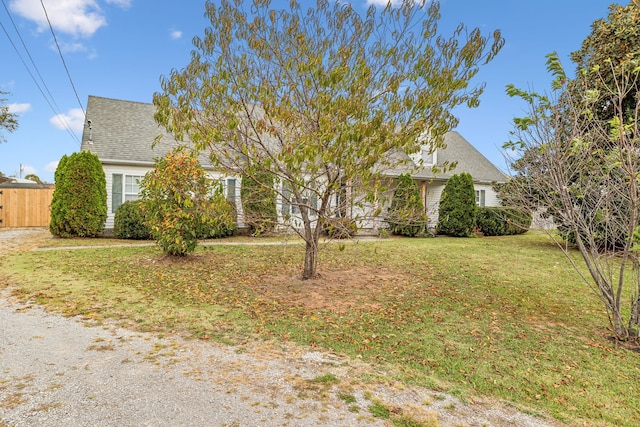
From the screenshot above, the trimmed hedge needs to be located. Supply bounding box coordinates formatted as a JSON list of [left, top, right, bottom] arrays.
[[475, 207, 531, 236], [322, 217, 358, 239], [50, 151, 107, 237], [437, 173, 476, 237], [241, 171, 277, 236], [387, 174, 428, 237], [196, 194, 238, 239], [114, 200, 151, 240]]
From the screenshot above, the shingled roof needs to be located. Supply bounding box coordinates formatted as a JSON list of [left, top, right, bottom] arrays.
[[81, 95, 506, 184], [382, 131, 507, 184], [80, 95, 213, 168]]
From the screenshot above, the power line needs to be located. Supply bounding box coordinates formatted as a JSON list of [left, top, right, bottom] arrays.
[[0, 0, 80, 146], [40, 0, 86, 116], [0, 14, 80, 146]]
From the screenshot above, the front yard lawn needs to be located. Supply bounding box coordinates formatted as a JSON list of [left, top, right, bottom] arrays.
[[2, 231, 639, 426]]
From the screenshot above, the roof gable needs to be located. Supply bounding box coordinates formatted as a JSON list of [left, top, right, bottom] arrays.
[[81, 95, 212, 168], [382, 131, 507, 183], [81, 96, 506, 183]]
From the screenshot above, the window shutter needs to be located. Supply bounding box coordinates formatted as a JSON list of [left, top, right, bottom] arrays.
[[310, 181, 318, 216], [282, 183, 290, 216], [227, 178, 236, 201], [112, 174, 123, 213]]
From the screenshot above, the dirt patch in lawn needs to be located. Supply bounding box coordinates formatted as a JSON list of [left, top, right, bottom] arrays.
[[256, 267, 409, 314]]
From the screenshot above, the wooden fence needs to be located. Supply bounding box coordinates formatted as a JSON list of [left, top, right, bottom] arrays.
[[0, 185, 55, 227]]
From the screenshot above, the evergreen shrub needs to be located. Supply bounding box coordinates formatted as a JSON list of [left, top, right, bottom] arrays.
[[386, 174, 428, 237], [476, 207, 531, 236], [322, 217, 358, 239], [50, 151, 107, 237], [196, 193, 238, 239], [241, 171, 277, 236], [114, 200, 151, 240], [437, 173, 476, 237]]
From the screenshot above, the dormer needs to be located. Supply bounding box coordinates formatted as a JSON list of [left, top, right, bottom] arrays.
[[409, 145, 437, 167], [408, 130, 437, 168]]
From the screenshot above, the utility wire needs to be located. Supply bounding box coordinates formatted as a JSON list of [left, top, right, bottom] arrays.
[[40, 0, 86, 116], [0, 18, 80, 146], [0, 0, 80, 146]]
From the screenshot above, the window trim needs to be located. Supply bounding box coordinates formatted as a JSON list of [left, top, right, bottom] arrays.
[[112, 173, 143, 213], [475, 189, 486, 207]]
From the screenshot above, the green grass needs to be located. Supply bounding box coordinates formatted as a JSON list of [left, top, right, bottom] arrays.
[[2, 231, 640, 426], [369, 400, 391, 419], [311, 373, 339, 385]]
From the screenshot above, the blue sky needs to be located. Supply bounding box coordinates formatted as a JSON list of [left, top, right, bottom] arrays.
[[0, 0, 614, 183]]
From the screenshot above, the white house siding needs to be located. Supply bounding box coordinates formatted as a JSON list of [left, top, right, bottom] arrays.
[[424, 182, 446, 229], [474, 183, 500, 208], [103, 164, 153, 229], [102, 163, 242, 230]]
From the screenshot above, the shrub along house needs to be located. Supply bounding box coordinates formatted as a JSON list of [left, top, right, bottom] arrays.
[[373, 131, 508, 230], [80, 95, 506, 233]]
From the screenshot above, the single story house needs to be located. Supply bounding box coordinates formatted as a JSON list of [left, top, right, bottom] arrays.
[[80, 95, 507, 231]]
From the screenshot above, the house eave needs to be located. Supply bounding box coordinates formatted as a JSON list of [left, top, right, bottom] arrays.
[[100, 158, 156, 167], [99, 158, 218, 172]]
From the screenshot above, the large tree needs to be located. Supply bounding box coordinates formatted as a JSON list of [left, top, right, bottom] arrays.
[[0, 91, 19, 143], [501, 2, 640, 248], [570, 0, 640, 121], [154, 0, 503, 279], [503, 54, 640, 340]]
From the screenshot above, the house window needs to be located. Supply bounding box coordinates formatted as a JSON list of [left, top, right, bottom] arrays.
[[281, 182, 317, 217], [112, 173, 143, 213], [125, 175, 143, 202], [409, 147, 436, 167], [422, 148, 434, 166], [475, 189, 486, 207], [226, 178, 236, 201]]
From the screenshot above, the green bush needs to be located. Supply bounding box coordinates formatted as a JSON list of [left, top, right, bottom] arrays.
[[386, 174, 428, 237], [50, 151, 107, 237], [140, 147, 219, 256], [195, 192, 238, 239], [114, 200, 151, 240], [476, 207, 531, 236], [322, 217, 358, 239], [241, 170, 277, 236], [437, 173, 476, 237]]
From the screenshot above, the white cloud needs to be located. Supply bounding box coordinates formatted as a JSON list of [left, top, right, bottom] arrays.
[[170, 29, 183, 40], [9, 0, 131, 38], [20, 164, 37, 176], [59, 41, 87, 54], [45, 161, 59, 173], [106, 0, 131, 8], [10, 0, 105, 38], [49, 108, 85, 133], [1, 80, 16, 90], [8, 103, 31, 114]]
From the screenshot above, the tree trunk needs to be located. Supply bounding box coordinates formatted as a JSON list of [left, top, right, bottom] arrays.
[[302, 238, 318, 279]]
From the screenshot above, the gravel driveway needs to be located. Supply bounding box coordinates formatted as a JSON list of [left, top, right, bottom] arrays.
[[0, 229, 562, 427]]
